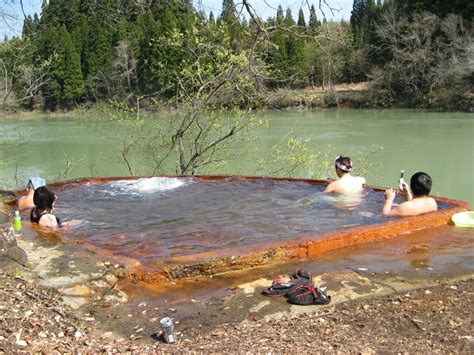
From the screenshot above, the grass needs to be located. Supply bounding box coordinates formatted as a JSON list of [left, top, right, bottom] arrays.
[[10, 266, 26, 279]]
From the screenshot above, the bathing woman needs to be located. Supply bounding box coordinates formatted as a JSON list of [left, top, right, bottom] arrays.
[[30, 186, 61, 228], [324, 156, 366, 194], [383, 172, 437, 217]]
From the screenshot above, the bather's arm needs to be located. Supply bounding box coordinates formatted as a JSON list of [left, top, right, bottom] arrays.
[[383, 188, 397, 216], [399, 182, 413, 201]]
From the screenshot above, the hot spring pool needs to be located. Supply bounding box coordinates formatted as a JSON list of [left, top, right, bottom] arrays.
[[51, 176, 454, 266]]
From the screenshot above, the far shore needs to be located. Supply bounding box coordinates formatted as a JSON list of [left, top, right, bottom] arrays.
[[1, 82, 472, 117]]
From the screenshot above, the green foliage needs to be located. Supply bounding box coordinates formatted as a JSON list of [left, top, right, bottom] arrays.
[[255, 139, 383, 181], [88, 20, 267, 176], [285, 8, 296, 26], [394, 0, 473, 20], [308, 5, 320, 32], [82, 20, 114, 80], [10, 266, 26, 279], [369, 11, 473, 109], [4, 0, 470, 111], [218, 0, 237, 24], [59, 26, 85, 104], [323, 91, 338, 107], [350, 145, 384, 182], [265, 18, 307, 89], [255, 136, 326, 178], [34, 23, 84, 109], [297, 9, 306, 28]]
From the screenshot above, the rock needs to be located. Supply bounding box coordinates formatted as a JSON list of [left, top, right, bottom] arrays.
[[5, 246, 28, 266], [105, 274, 118, 285], [0, 225, 17, 249], [0, 225, 28, 267], [100, 332, 113, 339], [16, 339, 27, 348], [74, 331, 83, 339]]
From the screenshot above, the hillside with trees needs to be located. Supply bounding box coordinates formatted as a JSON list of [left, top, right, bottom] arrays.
[[1, 0, 472, 112]]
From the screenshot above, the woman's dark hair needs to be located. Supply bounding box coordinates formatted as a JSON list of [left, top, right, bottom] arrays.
[[33, 186, 55, 211], [410, 172, 432, 197]]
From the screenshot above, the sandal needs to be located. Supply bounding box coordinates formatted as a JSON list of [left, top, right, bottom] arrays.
[[262, 277, 313, 297], [287, 285, 331, 305]]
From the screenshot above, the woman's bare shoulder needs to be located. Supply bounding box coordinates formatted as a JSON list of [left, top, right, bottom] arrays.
[[39, 214, 58, 228]]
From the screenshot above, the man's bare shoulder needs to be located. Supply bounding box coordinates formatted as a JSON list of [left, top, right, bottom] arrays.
[[324, 180, 339, 193], [397, 197, 438, 216]]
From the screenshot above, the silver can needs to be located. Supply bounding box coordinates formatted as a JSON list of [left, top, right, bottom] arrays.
[[160, 317, 176, 344]]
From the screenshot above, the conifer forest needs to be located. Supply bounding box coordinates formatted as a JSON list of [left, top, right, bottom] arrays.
[[1, 0, 472, 111]]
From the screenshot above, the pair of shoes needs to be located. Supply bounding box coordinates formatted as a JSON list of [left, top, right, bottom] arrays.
[[292, 269, 312, 280], [262, 277, 312, 297], [262, 269, 331, 305], [287, 285, 331, 305], [262, 269, 313, 297]]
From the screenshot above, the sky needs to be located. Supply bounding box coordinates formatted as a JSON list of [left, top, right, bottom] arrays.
[[1, 0, 354, 38], [195, 1, 354, 21]]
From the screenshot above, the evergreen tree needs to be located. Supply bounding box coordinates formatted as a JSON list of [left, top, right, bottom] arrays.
[[266, 7, 307, 88], [32, 13, 40, 33], [350, 0, 379, 48], [82, 19, 114, 80], [35, 24, 61, 109], [297, 8, 306, 28], [41, 0, 81, 32], [209, 11, 216, 25], [217, 0, 242, 49], [59, 25, 84, 105], [285, 8, 295, 26], [137, 11, 158, 93], [309, 5, 320, 32], [276, 5, 284, 23], [394, 0, 473, 20], [36, 23, 84, 109], [218, 0, 237, 24], [22, 16, 34, 39]]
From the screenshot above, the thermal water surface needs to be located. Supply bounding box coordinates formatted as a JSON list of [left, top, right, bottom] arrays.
[[54, 177, 449, 265]]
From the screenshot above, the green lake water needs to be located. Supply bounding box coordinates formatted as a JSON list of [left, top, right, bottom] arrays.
[[1, 108, 473, 207]]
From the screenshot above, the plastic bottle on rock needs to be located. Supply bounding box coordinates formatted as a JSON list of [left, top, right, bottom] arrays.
[[13, 210, 22, 237]]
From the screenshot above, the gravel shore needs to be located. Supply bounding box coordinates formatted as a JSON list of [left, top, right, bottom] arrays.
[[0, 270, 471, 353]]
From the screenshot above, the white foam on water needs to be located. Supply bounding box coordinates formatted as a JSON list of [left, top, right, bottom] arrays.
[[110, 177, 186, 194]]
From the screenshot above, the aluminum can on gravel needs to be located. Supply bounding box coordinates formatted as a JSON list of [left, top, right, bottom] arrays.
[[160, 317, 176, 343]]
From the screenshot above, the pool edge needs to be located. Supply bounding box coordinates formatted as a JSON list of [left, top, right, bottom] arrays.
[[11, 175, 471, 284]]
